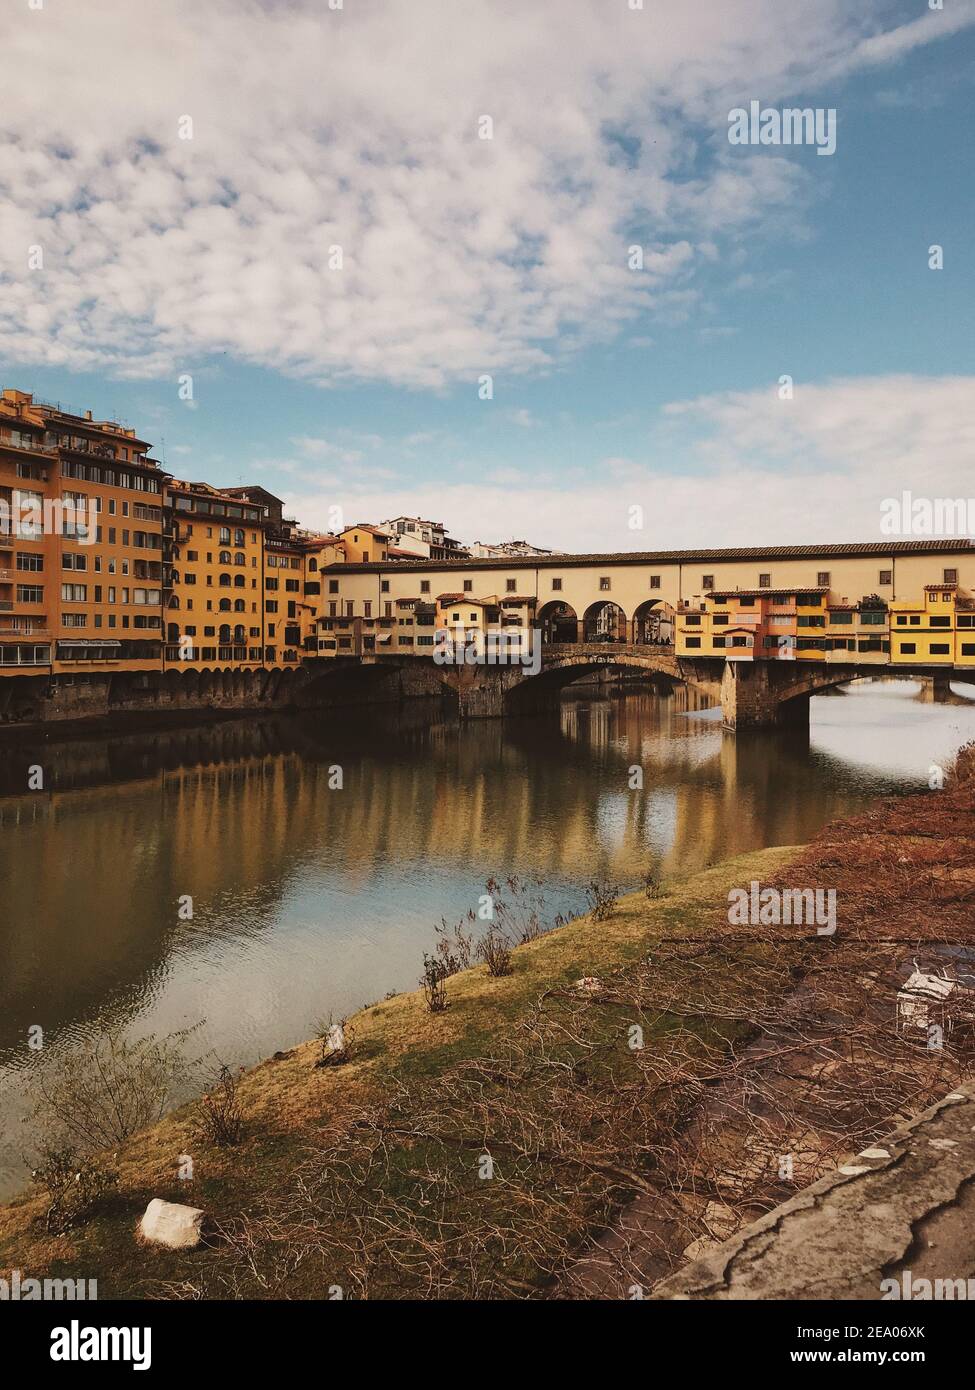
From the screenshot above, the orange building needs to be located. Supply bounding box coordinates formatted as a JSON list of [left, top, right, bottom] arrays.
[[165, 481, 267, 668], [1, 389, 167, 678]]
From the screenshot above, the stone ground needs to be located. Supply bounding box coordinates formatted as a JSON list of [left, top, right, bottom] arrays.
[[653, 1084, 975, 1300]]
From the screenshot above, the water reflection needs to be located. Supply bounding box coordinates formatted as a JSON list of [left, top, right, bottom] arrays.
[[1, 675, 973, 1198]]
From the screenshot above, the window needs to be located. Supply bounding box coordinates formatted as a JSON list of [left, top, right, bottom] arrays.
[[899, 642, 916, 654], [930, 643, 950, 655], [328, 579, 339, 593], [758, 573, 771, 588], [62, 553, 88, 571], [420, 580, 430, 593], [831, 611, 853, 625], [650, 575, 660, 589], [551, 577, 562, 591], [712, 636, 726, 648], [61, 583, 88, 602], [879, 569, 892, 586], [944, 568, 958, 584], [62, 613, 87, 628], [702, 575, 714, 590], [817, 571, 830, 587], [684, 636, 702, 649], [930, 616, 951, 628], [16, 553, 43, 572], [463, 580, 473, 592], [17, 585, 43, 604], [599, 577, 611, 591], [860, 610, 885, 626], [962, 644, 975, 656], [506, 579, 517, 592], [381, 580, 390, 593]]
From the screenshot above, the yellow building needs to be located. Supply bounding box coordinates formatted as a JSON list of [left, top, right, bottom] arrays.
[[956, 596, 975, 667], [166, 481, 266, 668], [339, 524, 393, 564], [889, 584, 962, 667]]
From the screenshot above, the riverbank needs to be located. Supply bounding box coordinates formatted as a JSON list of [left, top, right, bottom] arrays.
[[2, 747, 973, 1298], [0, 843, 797, 1296]]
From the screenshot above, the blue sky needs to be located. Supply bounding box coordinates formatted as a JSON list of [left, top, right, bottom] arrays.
[[1, 0, 973, 550]]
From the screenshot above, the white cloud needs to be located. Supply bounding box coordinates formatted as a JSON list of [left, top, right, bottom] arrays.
[[286, 374, 975, 551], [0, 0, 967, 389]]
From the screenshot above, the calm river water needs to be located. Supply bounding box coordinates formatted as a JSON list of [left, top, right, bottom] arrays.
[[2, 676, 974, 1198]]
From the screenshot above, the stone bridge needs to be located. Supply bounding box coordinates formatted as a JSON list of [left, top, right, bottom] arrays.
[[302, 643, 972, 728]]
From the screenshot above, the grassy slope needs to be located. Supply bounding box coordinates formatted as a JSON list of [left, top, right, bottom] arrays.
[[0, 844, 798, 1298]]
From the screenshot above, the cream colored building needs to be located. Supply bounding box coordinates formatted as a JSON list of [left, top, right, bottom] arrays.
[[311, 541, 975, 660]]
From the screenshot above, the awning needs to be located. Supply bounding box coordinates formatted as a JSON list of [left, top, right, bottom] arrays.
[[57, 639, 122, 649]]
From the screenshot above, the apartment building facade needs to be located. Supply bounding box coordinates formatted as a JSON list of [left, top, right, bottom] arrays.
[[0, 389, 167, 677]]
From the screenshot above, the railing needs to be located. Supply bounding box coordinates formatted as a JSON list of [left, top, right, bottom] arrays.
[[0, 650, 51, 666]]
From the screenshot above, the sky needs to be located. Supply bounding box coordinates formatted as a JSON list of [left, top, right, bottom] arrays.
[[1, 0, 973, 552]]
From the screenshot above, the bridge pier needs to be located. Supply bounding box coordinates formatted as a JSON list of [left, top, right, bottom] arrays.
[[448, 665, 528, 719], [719, 660, 808, 730], [917, 673, 953, 702]]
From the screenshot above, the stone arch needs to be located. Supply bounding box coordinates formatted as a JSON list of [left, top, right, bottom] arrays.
[[582, 600, 627, 643], [537, 599, 578, 644], [633, 599, 675, 645]]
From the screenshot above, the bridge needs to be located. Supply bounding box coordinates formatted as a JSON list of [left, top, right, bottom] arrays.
[[300, 642, 974, 728]]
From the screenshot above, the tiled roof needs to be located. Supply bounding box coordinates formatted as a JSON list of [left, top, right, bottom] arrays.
[[323, 538, 975, 574], [710, 586, 829, 598]]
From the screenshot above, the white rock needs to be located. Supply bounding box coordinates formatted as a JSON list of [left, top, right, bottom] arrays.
[[139, 1198, 205, 1250], [574, 976, 603, 994]]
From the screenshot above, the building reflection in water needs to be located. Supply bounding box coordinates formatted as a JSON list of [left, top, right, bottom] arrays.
[[1, 675, 973, 1197]]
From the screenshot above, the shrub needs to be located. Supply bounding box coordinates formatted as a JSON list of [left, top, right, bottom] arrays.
[[585, 878, 619, 922], [643, 869, 664, 900], [30, 1145, 118, 1234], [420, 953, 450, 1012], [194, 1065, 244, 1146], [478, 929, 513, 978], [26, 1026, 199, 1151]]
